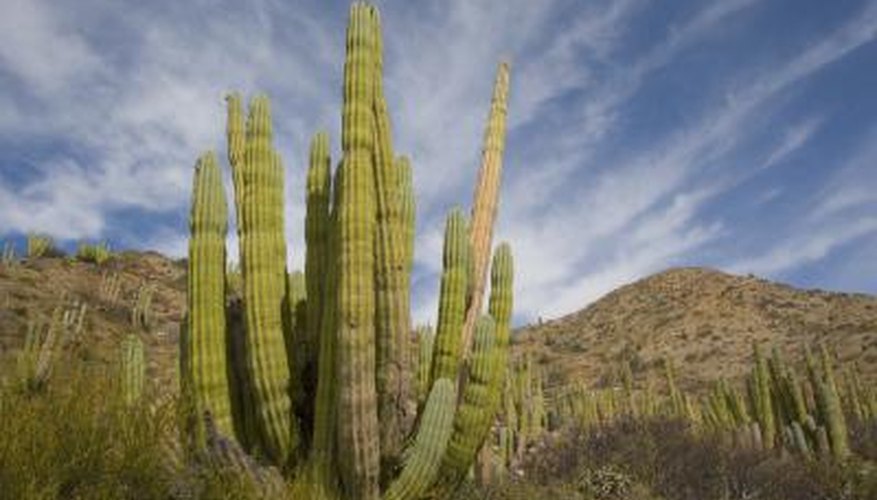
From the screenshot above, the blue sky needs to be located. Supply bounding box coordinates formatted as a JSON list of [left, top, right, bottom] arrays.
[[0, 0, 875, 324]]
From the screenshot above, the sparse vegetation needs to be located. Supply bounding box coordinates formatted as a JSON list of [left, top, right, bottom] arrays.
[[76, 241, 112, 265], [0, 2, 874, 500]]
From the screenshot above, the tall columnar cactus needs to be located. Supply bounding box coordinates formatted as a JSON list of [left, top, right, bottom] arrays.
[[461, 62, 510, 358], [239, 95, 298, 464], [370, 7, 412, 464], [182, 3, 512, 498], [187, 152, 234, 436]]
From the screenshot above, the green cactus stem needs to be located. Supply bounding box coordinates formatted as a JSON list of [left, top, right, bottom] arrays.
[[237, 95, 297, 465], [429, 209, 470, 386], [187, 151, 234, 437]]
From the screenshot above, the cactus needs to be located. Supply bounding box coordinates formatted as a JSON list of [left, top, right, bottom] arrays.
[[460, 62, 510, 358], [2, 241, 16, 266], [186, 152, 234, 437], [99, 271, 123, 305], [180, 3, 513, 498], [121, 333, 145, 405], [417, 325, 435, 405], [76, 241, 111, 264], [131, 283, 155, 331], [26, 232, 54, 259]]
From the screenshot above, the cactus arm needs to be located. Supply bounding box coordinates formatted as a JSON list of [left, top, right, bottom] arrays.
[[303, 131, 332, 446], [186, 152, 234, 437], [429, 209, 470, 385], [460, 62, 510, 358], [226, 92, 246, 236], [237, 95, 297, 464], [416, 325, 435, 405], [370, 7, 410, 462], [309, 160, 341, 491], [383, 378, 456, 500], [397, 156, 415, 272], [432, 316, 498, 495]]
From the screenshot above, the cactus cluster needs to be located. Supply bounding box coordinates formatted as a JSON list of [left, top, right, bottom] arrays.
[[132, 284, 155, 331], [99, 271, 123, 305], [16, 297, 88, 391], [1, 241, 15, 266], [26, 233, 54, 259], [529, 341, 870, 473], [76, 241, 112, 265], [180, 3, 513, 498]]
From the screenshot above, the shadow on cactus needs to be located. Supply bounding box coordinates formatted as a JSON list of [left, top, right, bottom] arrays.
[[180, 3, 513, 498]]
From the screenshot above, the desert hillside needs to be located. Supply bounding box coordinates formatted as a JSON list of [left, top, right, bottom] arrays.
[[2, 256, 876, 396], [514, 267, 877, 393], [0, 252, 186, 387]]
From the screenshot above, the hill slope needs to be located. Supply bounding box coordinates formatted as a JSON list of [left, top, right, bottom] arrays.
[[2, 256, 875, 396], [513, 267, 877, 392], [0, 252, 186, 387]]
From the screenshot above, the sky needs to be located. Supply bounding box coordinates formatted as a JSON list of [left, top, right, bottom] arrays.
[[0, 0, 875, 325]]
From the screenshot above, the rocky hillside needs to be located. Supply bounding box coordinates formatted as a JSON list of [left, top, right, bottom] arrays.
[[2, 255, 876, 398], [0, 252, 186, 387], [513, 267, 877, 393]]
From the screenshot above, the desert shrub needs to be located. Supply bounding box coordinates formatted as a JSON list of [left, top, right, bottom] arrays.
[[0, 357, 292, 499], [0, 364, 175, 499], [76, 241, 112, 265], [510, 416, 877, 500]]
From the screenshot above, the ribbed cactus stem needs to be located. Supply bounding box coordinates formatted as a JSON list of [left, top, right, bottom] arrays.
[[461, 62, 510, 358], [187, 152, 233, 436], [488, 244, 513, 385], [122, 333, 145, 405], [226, 93, 246, 235], [430, 208, 470, 385], [815, 378, 850, 459], [287, 270, 307, 428], [310, 160, 340, 472], [303, 131, 331, 450], [336, 4, 380, 497], [237, 95, 296, 464], [417, 325, 435, 405], [384, 379, 456, 500], [397, 156, 415, 272], [370, 6, 410, 462], [752, 343, 776, 448], [433, 316, 498, 494]]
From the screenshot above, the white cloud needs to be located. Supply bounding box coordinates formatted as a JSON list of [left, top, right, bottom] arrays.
[[729, 218, 877, 276], [760, 117, 822, 169]]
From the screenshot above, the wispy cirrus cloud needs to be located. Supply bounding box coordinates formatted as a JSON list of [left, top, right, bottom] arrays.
[[0, 0, 875, 325]]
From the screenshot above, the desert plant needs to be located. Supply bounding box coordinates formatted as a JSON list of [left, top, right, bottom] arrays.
[[121, 333, 145, 405], [132, 283, 155, 331], [180, 3, 513, 499], [76, 240, 112, 265], [26, 232, 54, 259], [99, 270, 123, 305], [1, 241, 15, 266]]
